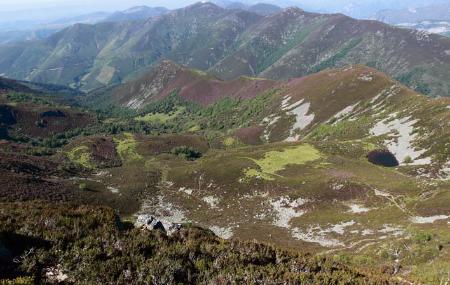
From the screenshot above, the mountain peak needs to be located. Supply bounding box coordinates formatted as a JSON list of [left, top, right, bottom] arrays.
[[281, 7, 305, 16], [185, 1, 223, 11], [122, 6, 150, 14]]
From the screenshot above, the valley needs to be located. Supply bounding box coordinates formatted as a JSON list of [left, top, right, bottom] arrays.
[[0, 2, 449, 284]]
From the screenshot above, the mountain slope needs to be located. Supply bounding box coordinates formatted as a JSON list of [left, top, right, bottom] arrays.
[[106, 61, 450, 175], [108, 60, 276, 107], [1, 3, 450, 97], [103, 6, 169, 22], [0, 62, 448, 283], [0, 201, 398, 284], [77, 64, 450, 283], [210, 8, 450, 98]]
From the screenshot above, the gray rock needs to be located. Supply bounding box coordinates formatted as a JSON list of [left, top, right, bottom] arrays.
[[135, 214, 166, 232]]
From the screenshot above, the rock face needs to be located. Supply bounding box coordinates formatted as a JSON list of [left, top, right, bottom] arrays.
[[135, 214, 184, 236], [367, 149, 399, 167], [135, 215, 166, 232]]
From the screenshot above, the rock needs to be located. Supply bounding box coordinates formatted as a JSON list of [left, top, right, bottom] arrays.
[[135, 215, 166, 232], [167, 223, 183, 236]]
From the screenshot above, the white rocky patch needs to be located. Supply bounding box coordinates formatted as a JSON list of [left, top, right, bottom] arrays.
[[210, 225, 233, 239], [378, 224, 404, 237], [138, 195, 187, 227], [292, 227, 344, 247], [282, 98, 305, 111], [126, 98, 145, 110], [358, 74, 373, 82], [45, 265, 69, 283], [95, 170, 110, 177], [361, 229, 374, 236], [371, 114, 431, 165], [440, 162, 450, 179], [270, 197, 308, 228], [179, 187, 193, 195], [329, 220, 356, 234], [370, 85, 400, 111], [412, 29, 431, 41], [281, 96, 292, 110], [262, 114, 281, 141], [347, 204, 371, 213], [283, 99, 315, 141], [291, 221, 355, 248], [202, 196, 220, 209], [331, 102, 359, 122], [107, 186, 120, 194], [332, 183, 345, 191], [370, 92, 383, 104], [410, 215, 450, 224]]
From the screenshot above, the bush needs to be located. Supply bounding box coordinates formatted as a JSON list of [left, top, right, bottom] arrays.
[[403, 156, 413, 164], [79, 182, 88, 191], [171, 146, 202, 161]]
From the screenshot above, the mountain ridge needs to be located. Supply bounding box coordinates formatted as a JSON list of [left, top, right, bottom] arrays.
[[0, 2, 450, 97]]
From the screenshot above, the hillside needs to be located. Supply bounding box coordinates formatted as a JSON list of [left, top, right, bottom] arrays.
[[102, 6, 169, 23], [0, 63, 449, 283], [0, 3, 449, 97], [0, 201, 399, 284], [107, 60, 277, 107]]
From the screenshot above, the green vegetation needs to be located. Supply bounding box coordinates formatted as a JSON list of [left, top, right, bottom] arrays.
[[171, 146, 202, 161], [0, 201, 396, 284], [245, 144, 323, 180], [66, 146, 95, 169], [256, 27, 313, 73], [395, 67, 431, 95], [114, 133, 142, 162], [308, 117, 374, 141], [135, 107, 185, 123], [403, 156, 413, 164], [310, 38, 362, 73], [79, 182, 88, 191], [6, 92, 54, 106]]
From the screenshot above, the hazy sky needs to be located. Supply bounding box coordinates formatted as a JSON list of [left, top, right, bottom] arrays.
[[2, 0, 449, 11], [0, 0, 194, 11], [1, 0, 449, 20]]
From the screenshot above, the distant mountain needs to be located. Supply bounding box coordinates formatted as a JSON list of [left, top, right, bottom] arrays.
[[396, 21, 450, 38], [106, 60, 277, 107], [214, 1, 282, 15], [103, 6, 169, 22], [247, 3, 282, 15], [1, 2, 450, 97], [0, 7, 169, 44], [375, 4, 450, 24], [375, 4, 450, 37], [0, 77, 36, 94]]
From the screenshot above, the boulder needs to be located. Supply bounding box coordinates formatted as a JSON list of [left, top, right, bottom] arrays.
[[135, 215, 166, 232]]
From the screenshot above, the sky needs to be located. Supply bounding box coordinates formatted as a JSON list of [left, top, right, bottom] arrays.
[[0, 0, 449, 21]]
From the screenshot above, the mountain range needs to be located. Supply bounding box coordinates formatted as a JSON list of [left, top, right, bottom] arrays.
[[1, 2, 450, 284], [375, 3, 450, 38], [0, 6, 170, 44], [1, 57, 449, 283], [0, 2, 450, 98]]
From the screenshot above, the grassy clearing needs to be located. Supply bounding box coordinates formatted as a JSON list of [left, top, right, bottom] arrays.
[[244, 144, 323, 180], [66, 145, 95, 169], [114, 133, 142, 162], [135, 107, 185, 123]]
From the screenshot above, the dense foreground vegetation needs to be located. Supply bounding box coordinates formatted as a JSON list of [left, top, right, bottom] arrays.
[[0, 202, 399, 284]]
